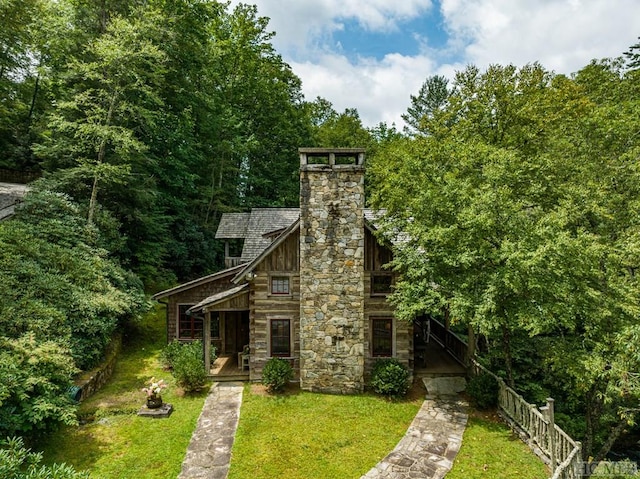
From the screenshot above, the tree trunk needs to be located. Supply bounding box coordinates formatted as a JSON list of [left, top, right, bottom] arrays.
[[593, 415, 631, 464], [501, 323, 515, 388], [27, 74, 40, 126]]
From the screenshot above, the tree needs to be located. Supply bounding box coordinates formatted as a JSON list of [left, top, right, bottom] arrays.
[[402, 74, 450, 136], [370, 62, 640, 459]]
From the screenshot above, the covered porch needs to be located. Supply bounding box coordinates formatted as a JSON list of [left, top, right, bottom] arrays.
[[188, 284, 251, 381], [413, 317, 471, 378]]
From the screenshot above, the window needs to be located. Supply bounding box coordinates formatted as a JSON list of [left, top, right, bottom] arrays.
[[271, 276, 290, 295], [270, 319, 291, 357], [371, 273, 393, 296], [371, 318, 393, 357], [178, 305, 203, 339]]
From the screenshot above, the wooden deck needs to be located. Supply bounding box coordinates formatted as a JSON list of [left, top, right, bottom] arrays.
[[209, 354, 249, 382], [414, 339, 467, 377]]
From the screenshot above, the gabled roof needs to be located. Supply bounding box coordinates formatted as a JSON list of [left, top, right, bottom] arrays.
[[151, 263, 245, 300], [187, 283, 249, 313], [232, 218, 300, 284], [214, 208, 300, 262], [215, 213, 250, 239]]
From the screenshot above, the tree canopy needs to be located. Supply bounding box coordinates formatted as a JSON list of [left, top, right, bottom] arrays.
[[370, 60, 640, 460]]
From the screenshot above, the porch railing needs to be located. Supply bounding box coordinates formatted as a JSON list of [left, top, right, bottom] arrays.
[[471, 359, 582, 479], [429, 317, 468, 366]]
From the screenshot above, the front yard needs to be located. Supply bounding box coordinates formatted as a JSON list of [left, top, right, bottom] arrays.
[[36, 307, 547, 479]]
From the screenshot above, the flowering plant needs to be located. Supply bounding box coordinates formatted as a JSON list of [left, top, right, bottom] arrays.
[[141, 377, 167, 398]]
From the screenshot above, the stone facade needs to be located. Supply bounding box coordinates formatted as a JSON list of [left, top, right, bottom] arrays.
[[299, 149, 366, 393]]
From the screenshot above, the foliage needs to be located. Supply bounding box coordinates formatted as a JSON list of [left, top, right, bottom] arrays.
[[0, 187, 147, 437], [140, 377, 167, 398], [261, 358, 294, 393], [466, 374, 499, 410], [37, 306, 210, 479], [370, 59, 640, 459], [159, 340, 183, 370], [0, 335, 78, 438], [170, 340, 207, 392], [229, 385, 422, 479], [0, 436, 89, 479], [369, 358, 410, 398]]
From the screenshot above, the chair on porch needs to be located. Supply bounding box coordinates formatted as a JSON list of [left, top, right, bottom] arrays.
[[238, 345, 250, 371]]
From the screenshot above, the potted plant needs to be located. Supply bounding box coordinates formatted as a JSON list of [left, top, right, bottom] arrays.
[[141, 377, 167, 409]]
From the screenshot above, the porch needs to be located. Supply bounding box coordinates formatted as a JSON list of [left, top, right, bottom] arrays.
[[209, 354, 249, 382]]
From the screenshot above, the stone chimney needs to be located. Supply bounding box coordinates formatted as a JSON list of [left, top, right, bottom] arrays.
[[298, 148, 366, 394]]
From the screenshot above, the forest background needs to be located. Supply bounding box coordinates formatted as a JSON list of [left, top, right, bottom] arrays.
[[1, 0, 639, 471]]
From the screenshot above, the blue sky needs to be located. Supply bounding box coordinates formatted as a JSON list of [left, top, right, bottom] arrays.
[[230, 0, 640, 127]]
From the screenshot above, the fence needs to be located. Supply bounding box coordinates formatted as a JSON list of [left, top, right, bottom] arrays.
[[471, 359, 582, 479]]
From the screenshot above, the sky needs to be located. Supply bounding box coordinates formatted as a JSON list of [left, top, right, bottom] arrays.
[[229, 0, 640, 128]]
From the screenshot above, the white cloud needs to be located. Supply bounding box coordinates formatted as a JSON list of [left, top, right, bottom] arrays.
[[229, 0, 640, 127], [292, 53, 439, 127], [440, 0, 640, 73], [230, 0, 434, 56]]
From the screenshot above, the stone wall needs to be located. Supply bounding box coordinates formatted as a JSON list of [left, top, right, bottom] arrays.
[[73, 333, 122, 402], [299, 157, 366, 393]]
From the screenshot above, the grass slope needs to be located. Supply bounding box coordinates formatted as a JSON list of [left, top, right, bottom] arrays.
[[38, 306, 210, 479], [447, 412, 548, 479]]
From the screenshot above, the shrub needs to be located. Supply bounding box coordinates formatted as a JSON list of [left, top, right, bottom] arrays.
[[262, 358, 293, 392], [171, 340, 207, 392], [0, 436, 89, 479], [0, 335, 78, 438], [369, 358, 410, 398], [466, 373, 499, 409], [160, 340, 183, 369]]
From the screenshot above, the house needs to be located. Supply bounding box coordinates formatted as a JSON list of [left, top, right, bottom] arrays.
[[154, 148, 458, 394]]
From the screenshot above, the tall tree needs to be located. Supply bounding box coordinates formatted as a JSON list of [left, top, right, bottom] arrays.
[[402, 74, 450, 136], [370, 62, 640, 458]]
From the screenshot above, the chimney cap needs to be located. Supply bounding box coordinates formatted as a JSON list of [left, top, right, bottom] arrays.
[[299, 148, 365, 168]]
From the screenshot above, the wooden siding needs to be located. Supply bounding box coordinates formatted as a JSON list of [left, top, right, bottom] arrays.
[[255, 229, 299, 272], [365, 227, 393, 272], [164, 274, 240, 342], [364, 272, 412, 377]]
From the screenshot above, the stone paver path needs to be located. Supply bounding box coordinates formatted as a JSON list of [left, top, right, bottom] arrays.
[[361, 395, 469, 479], [178, 382, 243, 479]]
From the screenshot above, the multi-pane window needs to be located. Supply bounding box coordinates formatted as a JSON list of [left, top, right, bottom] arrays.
[[270, 319, 291, 357], [271, 276, 290, 295], [178, 304, 203, 339], [371, 318, 393, 357]]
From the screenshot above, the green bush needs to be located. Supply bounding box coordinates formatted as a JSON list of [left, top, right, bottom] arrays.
[[161, 340, 216, 371], [0, 436, 89, 479], [262, 358, 293, 392], [369, 358, 410, 398], [160, 340, 183, 369], [171, 340, 207, 392], [0, 335, 78, 438], [466, 373, 499, 409]]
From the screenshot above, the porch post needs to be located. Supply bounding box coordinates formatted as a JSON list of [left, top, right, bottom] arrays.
[[203, 311, 211, 374]]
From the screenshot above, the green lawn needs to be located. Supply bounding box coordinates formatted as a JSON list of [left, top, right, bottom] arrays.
[[38, 306, 210, 479], [228, 385, 422, 479], [447, 412, 549, 479], [36, 306, 548, 479]]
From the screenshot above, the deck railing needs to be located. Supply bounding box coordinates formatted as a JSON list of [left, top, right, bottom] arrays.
[[429, 317, 468, 366], [471, 359, 582, 479]]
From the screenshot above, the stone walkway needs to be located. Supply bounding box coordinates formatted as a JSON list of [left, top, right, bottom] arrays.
[[361, 395, 469, 479], [178, 382, 244, 479], [178, 382, 468, 479]]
